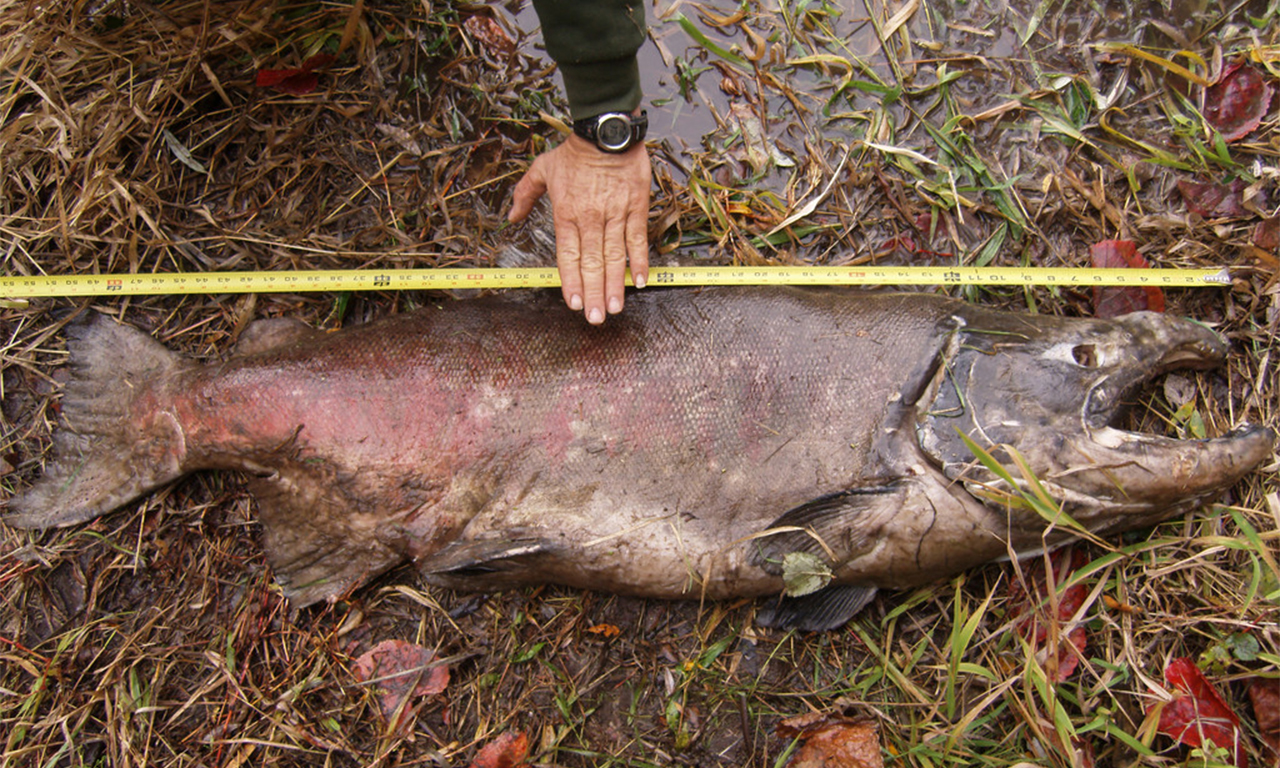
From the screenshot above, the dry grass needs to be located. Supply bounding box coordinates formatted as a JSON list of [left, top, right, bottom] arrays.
[[2, 0, 1278, 766]]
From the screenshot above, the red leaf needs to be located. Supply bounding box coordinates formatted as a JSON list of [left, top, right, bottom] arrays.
[[1009, 547, 1090, 683], [1253, 216, 1280, 251], [351, 639, 449, 736], [255, 69, 288, 88], [1178, 179, 1251, 218], [875, 235, 916, 257], [1153, 657, 1247, 768], [777, 714, 883, 768], [266, 71, 320, 95], [467, 731, 530, 768], [1204, 60, 1274, 142], [1248, 677, 1280, 758], [255, 53, 336, 95], [1089, 240, 1165, 318], [914, 210, 937, 234]]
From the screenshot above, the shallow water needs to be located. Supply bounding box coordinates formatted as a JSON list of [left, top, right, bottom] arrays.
[[496, 0, 1274, 265], [507, 0, 1271, 152]]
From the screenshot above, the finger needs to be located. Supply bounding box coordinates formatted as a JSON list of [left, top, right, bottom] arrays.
[[626, 208, 650, 290], [555, 220, 585, 313], [578, 221, 607, 325], [507, 162, 547, 224], [603, 215, 628, 315]]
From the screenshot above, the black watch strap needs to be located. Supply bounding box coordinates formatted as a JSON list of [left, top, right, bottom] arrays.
[[572, 110, 648, 153]]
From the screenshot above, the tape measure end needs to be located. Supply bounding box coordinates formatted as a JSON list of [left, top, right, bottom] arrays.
[[1204, 268, 1232, 285]]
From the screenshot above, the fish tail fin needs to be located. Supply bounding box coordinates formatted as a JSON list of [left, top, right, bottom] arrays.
[[5, 315, 187, 529]]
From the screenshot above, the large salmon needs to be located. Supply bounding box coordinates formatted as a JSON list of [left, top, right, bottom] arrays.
[[4, 288, 1274, 629]]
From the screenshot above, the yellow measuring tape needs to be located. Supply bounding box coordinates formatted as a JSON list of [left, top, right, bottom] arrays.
[[1, 265, 1232, 300]]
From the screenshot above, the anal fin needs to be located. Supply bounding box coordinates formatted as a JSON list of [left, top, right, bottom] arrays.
[[250, 469, 407, 607]]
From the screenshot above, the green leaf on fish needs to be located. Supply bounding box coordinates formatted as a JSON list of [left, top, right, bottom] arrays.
[[782, 551, 833, 597]]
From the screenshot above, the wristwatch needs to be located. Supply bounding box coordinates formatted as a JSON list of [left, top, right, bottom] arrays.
[[573, 110, 648, 153]]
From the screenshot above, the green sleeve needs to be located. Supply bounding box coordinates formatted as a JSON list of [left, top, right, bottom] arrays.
[[529, 0, 645, 121]]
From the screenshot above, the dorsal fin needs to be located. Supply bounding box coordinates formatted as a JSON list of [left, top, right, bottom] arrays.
[[234, 317, 319, 356]]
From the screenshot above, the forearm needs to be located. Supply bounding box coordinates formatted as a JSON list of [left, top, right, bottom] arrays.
[[529, 0, 645, 120]]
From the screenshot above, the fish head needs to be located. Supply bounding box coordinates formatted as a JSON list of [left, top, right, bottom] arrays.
[[916, 307, 1275, 536]]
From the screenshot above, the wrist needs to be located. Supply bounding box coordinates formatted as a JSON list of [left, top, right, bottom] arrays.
[[572, 110, 648, 153]]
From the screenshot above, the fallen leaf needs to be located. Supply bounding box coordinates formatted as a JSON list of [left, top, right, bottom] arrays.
[[162, 129, 207, 174], [782, 551, 833, 597], [463, 15, 516, 57], [256, 53, 336, 96], [1089, 239, 1165, 318], [730, 102, 795, 173], [1179, 179, 1251, 218], [1152, 657, 1247, 768], [1248, 677, 1279, 758], [586, 623, 621, 639], [1253, 216, 1280, 251], [1009, 547, 1089, 683], [351, 639, 449, 737], [376, 123, 423, 157], [1204, 60, 1274, 142], [777, 713, 883, 768], [874, 235, 917, 258], [467, 730, 530, 768]]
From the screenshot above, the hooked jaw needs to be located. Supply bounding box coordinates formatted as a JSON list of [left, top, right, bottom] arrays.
[[1053, 422, 1275, 532], [1064, 311, 1274, 528], [919, 309, 1276, 531]]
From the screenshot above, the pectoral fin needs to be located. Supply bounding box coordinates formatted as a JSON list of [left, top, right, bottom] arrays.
[[756, 585, 879, 631], [752, 484, 906, 573], [748, 485, 906, 630], [420, 537, 554, 590]]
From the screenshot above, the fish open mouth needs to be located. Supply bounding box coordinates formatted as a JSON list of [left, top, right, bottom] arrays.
[[918, 308, 1275, 526], [1081, 316, 1227, 431], [1056, 312, 1273, 523]]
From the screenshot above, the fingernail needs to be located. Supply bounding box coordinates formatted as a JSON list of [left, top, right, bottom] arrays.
[[634, 273, 647, 289], [608, 296, 622, 314], [588, 308, 604, 325], [569, 294, 584, 311]]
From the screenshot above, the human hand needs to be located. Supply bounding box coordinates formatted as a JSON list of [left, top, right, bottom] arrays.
[[508, 135, 651, 325]]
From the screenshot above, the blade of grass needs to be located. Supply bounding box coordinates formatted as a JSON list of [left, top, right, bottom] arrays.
[[945, 584, 996, 720], [1093, 42, 1211, 86], [673, 14, 749, 68]]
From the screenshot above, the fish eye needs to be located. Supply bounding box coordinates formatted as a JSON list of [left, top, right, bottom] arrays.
[[1072, 344, 1099, 368]]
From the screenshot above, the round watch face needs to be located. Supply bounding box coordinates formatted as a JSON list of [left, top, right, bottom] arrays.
[[597, 115, 632, 150]]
